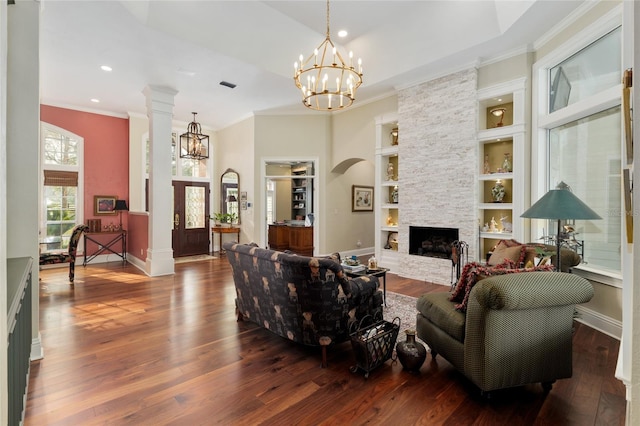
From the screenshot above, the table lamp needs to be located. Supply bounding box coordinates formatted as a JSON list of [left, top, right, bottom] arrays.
[[114, 200, 129, 230], [521, 181, 601, 271]]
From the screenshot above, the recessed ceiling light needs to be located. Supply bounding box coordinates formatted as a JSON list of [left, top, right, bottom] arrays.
[[100, 65, 112, 72], [90, 98, 100, 103], [338, 30, 348, 38]]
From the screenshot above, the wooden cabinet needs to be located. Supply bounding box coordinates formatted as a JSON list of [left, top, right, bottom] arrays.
[[289, 226, 314, 256], [268, 224, 289, 251], [268, 224, 313, 256]]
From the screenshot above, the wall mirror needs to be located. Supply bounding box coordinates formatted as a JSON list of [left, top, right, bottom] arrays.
[[221, 168, 240, 224]]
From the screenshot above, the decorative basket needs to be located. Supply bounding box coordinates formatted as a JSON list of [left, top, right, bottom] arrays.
[[349, 316, 400, 378]]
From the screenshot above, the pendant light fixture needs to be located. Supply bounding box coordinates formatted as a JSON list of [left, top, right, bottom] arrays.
[[180, 112, 209, 160], [293, 0, 363, 111]]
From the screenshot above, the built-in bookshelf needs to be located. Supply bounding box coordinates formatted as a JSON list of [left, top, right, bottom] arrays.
[[477, 78, 528, 260]]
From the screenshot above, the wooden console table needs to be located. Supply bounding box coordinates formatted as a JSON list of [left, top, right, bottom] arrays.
[[212, 226, 240, 254]]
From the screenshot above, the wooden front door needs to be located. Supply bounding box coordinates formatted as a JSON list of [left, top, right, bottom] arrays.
[[172, 181, 210, 257]]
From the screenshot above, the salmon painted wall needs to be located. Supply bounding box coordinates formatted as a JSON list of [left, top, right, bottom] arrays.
[[128, 212, 148, 261], [40, 105, 130, 253]]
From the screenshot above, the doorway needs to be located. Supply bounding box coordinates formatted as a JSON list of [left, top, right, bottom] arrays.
[[172, 180, 210, 257], [262, 159, 318, 251]]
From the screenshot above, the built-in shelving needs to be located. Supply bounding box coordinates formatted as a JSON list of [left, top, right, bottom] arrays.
[[374, 114, 399, 271], [291, 166, 312, 220], [477, 78, 529, 260]]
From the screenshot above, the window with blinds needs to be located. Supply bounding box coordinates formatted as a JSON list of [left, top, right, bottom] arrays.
[[41, 125, 83, 252]]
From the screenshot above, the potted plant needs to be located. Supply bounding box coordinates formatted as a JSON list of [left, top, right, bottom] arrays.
[[224, 212, 238, 227], [210, 213, 225, 227], [211, 212, 238, 227]]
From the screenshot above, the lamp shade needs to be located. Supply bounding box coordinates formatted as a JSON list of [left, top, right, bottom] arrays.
[[521, 188, 601, 220], [114, 200, 129, 211]]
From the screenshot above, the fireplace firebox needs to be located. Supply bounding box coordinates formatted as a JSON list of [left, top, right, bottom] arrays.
[[409, 226, 459, 259]]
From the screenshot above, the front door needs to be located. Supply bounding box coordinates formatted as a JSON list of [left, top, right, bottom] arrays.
[[172, 181, 210, 257]]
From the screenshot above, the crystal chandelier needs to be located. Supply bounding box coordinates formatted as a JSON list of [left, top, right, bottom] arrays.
[[179, 112, 209, 160], [294, 0, 363, 111]]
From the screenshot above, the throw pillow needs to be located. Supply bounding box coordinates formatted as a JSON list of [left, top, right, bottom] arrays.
[[450, 261, 554, 312], [487, 243, 525, 266]]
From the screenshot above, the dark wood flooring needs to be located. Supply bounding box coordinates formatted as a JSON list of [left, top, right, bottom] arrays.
[[25, 256, 626, 425]]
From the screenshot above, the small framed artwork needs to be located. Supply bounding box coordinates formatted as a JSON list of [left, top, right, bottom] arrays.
[[240, 191, 247, 201], [352, 185, 374, 212], [94, 195, 117, 215], [241, 200, 247, 210]]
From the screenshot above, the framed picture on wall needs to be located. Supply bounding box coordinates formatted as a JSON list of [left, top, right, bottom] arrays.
[[94, 195, 117, 215], [352, 185, 374, 212]]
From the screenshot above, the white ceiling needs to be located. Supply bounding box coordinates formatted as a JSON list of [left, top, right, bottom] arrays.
[[39, 0, 586, 130]]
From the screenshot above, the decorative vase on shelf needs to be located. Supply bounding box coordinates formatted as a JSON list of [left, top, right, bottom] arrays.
[[502, 153, 512, 173], [395, 329, 427, 372], [390, 127, 399, 146], [483, 154, 491, 174], [391, 186, 399, 204], [491, 179, 505, 203]]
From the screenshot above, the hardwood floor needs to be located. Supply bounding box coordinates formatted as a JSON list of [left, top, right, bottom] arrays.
[[26, 257, 626, 425]]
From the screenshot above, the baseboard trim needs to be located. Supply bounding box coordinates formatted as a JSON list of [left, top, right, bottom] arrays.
[[338, 247, 374, 259], [30, 333, 43, 361], [575, 305, 621, 340]]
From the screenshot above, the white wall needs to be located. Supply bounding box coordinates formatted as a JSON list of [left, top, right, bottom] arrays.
[[7, 0, 40, 355], [253, 114, 329, 251], [3, 1, 41, 421], [216, 116, 255, 247], [0, 0, 8, 422]]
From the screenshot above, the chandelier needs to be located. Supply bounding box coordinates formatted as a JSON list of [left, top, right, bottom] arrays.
[[179, 112, 209, 160], [294, 0, 363, 111]]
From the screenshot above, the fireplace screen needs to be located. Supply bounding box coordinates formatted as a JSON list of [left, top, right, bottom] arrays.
[[409, 226, 459, 259]]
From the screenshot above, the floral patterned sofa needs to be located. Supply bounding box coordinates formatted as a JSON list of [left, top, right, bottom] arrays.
[[39, 224, 88, 283], [223, 242, 383, 366]]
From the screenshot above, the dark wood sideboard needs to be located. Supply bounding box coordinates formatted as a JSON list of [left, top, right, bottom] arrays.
[[268, 224, 313, 256]]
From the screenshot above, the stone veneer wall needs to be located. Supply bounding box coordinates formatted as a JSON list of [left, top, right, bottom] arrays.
[[397, 68, 478, 285]]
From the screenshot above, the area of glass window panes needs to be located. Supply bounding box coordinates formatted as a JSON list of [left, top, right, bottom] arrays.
[[145, 136, 207, 178], [43, 130, 78, 166], [548, 106, 621, 272], [548, 27, 621, 113], [43, 185, 77, 251], [185, 186, 206, 229], [266, 180, 275, 225]]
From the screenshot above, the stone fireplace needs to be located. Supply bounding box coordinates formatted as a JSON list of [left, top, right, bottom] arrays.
[[396, 68, 478, 285]]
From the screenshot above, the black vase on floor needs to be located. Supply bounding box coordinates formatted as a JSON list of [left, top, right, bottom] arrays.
[[396, 329, 427, 372]]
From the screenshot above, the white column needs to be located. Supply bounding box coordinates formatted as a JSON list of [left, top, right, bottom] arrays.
[[142, 85, 177, 276]]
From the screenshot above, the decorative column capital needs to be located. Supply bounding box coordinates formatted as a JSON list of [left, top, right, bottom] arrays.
[[142, 85, 178, 115]]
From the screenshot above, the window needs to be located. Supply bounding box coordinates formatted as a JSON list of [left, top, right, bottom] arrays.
[[41, 125, 83, 252], [548, 106, 621, 270], [549, 27, 621, 113], [145, 132, 209, 179], [534, 20, 622, 274]]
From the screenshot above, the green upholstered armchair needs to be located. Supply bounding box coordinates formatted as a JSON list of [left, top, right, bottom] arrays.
[[416, 271, 593, 396], [39, 224, 89, 283]]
